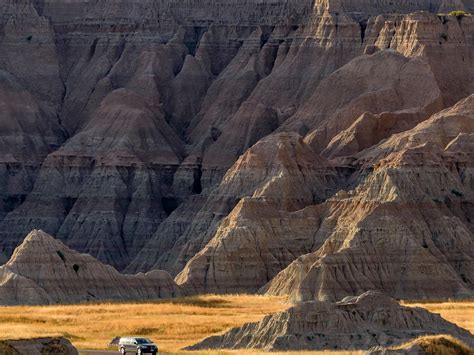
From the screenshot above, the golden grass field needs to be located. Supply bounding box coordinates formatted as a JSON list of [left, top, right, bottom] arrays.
[[0, 295, 471, 354], [403, 300, 474, 334], [0, 295, 296, 354], [390, 334, 472, 355]]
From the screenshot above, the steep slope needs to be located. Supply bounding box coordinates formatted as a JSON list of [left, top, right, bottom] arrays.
[[0, 230, 181, 305], [186, 291, 474, 351], [0, 0, 67, 254], [0, 0, 473, 278], [172, 77, 471, 297], [0, 88, 185, 270], [129, 132, 338, 276], [262, 95, 474, 302], [285, 49, 443, 155], [129, 33, 466, 277], [174, 133, 338, 293]]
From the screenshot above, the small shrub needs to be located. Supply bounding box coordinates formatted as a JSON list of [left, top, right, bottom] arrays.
[[418, 335, 472, 355], [26, 35, 32, 41], [449, 10, 469, 18], [72, 264, 80, 273], [440, 32, 448, 41], [451, 189, 463, 197]]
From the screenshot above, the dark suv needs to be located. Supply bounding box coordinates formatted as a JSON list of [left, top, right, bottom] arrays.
[[118, 337, 158, 355]]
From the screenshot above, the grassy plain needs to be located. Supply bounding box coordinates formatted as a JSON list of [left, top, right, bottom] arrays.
[[0, 294, 472, 354], [0, 295, 290, 353], [403, 300, 474, 333]]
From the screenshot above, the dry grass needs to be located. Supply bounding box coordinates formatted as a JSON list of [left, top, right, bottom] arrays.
[[392, 334, 472, 355], [0, 295, 471, 354], [177, 352, 360, 355], [403, 300, 474, 333], [0, 294, 302, 353]]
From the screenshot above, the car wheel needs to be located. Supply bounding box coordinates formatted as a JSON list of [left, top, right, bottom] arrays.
[[137, 349, 142, 355], [120, 347, 126, 355]]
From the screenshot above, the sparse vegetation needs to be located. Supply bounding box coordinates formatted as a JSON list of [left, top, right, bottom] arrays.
[[393, 335, 472, 355], [0, 295, 291, 353], [448, 10, 470, 18], [0, 296, 471, 354], [403, 301, 474, 334], [40, 339, 72, 355]]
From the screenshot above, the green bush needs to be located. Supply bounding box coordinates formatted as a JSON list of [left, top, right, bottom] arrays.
[[449, 10, 469, 17]]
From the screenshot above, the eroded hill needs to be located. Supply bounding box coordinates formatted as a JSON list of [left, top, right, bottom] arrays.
[[0, 0, 473, 304]]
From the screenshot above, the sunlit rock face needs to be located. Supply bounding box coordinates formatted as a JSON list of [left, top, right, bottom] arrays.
[[262, 95, 474, 302], [0, 0, 473, 304], [186, 291, 474, 351], [0, 230, 182, 305]]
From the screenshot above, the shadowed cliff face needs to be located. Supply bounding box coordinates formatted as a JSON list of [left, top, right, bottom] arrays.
[[0, 0, 473, 303]]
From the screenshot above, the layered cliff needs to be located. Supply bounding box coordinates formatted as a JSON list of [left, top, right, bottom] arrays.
[[174, 132, 338, 293], [262, 95, 474, 301], [0, 0, 473, 304], [0, 230, 181, 305]]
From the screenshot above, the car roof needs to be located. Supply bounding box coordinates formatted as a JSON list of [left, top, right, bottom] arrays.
[[120, 337, 153, 341], [121, 336, 148, 339]]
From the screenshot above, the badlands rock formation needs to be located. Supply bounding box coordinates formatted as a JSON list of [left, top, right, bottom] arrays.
[[0, 0, 473, 305], [174, 95, 474, 298], [175, 132, 338, 293], [0, 337, 78, 355], [187, 291, 474, 351], [0, 230, 181, 305], [263, 95, 474, 301]]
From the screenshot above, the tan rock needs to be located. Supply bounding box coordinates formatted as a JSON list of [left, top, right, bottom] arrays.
[[263, 95, 474, 302], [0, 230, 182, 305], [0, 337, 78, 355], [291, 49, 443, 156], [0, 0, 473, 294], [175, 132, 338, 293], [186, 291, 474, 351]]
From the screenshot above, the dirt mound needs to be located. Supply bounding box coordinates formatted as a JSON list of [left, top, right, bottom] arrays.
[[186, 291, 474, 351], [0, 230, 182, 305], [0, 337, 78, 355], [370, 335, 474, 354]]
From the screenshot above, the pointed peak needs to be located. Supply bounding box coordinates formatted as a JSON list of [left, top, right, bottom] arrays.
[[23, 229, 57, 243], [7, 230, 69, 266]]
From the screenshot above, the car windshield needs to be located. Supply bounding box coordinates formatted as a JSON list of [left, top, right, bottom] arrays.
[[135, 338, 152, 344]]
